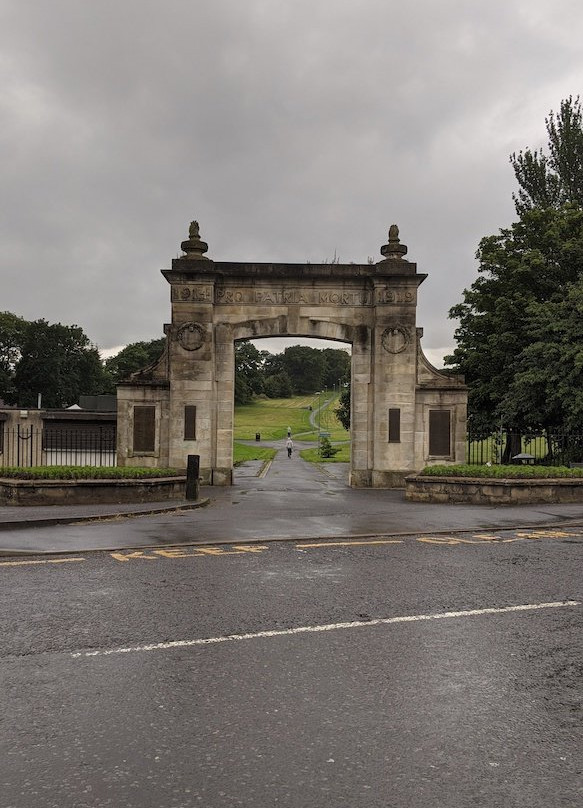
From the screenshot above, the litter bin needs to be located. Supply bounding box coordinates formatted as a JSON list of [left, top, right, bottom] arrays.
[[255, 433, 260, 441]]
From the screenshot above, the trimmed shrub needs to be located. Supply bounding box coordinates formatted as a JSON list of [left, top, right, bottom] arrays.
[[319, 436, 340, 458], [0, 466, 180, 481], [419, 464, 583, 479]]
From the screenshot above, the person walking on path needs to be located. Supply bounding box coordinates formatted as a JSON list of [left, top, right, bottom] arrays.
[[286, 437, 293, 458]]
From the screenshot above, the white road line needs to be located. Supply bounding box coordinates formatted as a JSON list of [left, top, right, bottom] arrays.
[[71, 600, 580, 659]]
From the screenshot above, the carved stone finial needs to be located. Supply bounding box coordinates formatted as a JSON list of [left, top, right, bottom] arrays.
[[181, 220, 210, 260], [379, 224, 408, 261]]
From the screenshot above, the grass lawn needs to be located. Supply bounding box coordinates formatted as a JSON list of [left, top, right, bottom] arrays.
[[233, 443, 277, 466], [234, 393, 349, 442]]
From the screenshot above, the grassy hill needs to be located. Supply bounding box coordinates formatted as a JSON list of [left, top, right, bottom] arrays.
[[234, 393, 349, 442]]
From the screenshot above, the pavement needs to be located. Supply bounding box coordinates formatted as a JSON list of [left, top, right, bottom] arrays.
[[1, 441, 583, 555]]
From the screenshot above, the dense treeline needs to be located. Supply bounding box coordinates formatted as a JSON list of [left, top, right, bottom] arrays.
[[0, 314, 166, 408], [234, 341, 350, 404], [0, 313, 108, 408], [445, 96, 583, 459], [0, 313, 349, 410]]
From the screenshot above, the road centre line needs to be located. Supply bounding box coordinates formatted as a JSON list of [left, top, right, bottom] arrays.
[[71, 600, 580, 658], [0, 557, 85, 567]]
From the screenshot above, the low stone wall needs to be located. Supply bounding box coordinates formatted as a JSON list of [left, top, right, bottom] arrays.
[[0, 476, 187, 506], [405, 475, 583, 505]]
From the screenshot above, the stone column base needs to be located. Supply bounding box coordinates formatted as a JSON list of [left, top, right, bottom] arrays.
[[349, 469, 372, 487], [211, 467, 234, 486], [371, 470, 411, 488]]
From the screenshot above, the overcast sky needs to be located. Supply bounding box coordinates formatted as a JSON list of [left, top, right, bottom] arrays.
[[2, 1, 582, 367]]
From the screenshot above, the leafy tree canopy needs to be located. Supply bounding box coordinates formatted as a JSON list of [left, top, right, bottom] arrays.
[[263, 372, 294, 399], [278, 345, 325, 394], [321, 347, 351, 389], [12, 319, 108, 408], [234, 341, 267, 404], [236, 342, 351, 401], [500, 277, 583, 435], [335, 386, 350, 431], [511, 96, 583, 214], [0, 311, 28, 403], [446, 204, 583, 436], [447, 97, 583, 442], [104, 338, 166, 387]]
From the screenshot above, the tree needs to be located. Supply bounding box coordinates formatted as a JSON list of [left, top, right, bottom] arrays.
[[446, 204, 583, 447], [0, 312, 28, 403], [511, 96, 583, 214], [319, 435, 339, 457], [335, 386, 350, 431], [321, 347, 351, 389], [279, 345, 324, 394], [500, 278, 583, 439], [446, 98, 583, 451], [13, 319, 108, 408], [104, 338, 166, 386], [234, 341, 265, 404], [263, 372, 293, 399]]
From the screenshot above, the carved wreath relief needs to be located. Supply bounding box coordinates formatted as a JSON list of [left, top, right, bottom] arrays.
[[177, 322, 205, 351], [381, 325, 410, 354]]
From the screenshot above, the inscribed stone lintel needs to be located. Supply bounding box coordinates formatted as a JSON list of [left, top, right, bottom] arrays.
[[171, 285, 214, 303], [200, 287, 413, 307], [215, 288, 374, 306]]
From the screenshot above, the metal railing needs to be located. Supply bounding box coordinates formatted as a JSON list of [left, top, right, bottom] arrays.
[[0, 425, 117, 468], [467, 429, 583, 466]]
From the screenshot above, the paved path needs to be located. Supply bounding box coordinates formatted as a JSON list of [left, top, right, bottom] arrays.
[[1, 445, 583, 555]]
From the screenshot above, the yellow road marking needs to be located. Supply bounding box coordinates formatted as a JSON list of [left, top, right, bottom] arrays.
[[513, 530, 572, 539], [473, 534, 503, 540], [417, 536, 487, 545], [110, 545, 270, 562], [0, 557, 85, 567], [297, 539, 404, 548], [110, 550, 157, 562]]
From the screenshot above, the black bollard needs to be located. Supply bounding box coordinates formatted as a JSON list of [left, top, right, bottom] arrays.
[[186, 454, 200, 500]]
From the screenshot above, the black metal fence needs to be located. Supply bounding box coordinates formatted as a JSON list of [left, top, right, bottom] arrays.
[[467, 430, 583, 466], [0, 425, 117, 468]]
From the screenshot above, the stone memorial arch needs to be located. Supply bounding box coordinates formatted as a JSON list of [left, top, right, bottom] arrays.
[[117, 222, 467, 486]]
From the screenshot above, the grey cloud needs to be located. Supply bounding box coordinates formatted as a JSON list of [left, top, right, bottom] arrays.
[[1, 0, 582, 356]]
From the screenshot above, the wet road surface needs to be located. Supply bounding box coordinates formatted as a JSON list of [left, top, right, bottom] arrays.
[[2, 446, 583, 554], [1, 524, 582, 806]]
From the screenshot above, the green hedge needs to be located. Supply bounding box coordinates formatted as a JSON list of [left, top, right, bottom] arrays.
[[0, 466, 181, 481], [420, 464, 583, 479]]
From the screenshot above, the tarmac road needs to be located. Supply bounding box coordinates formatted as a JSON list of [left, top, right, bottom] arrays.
[[1, 525, 582, 807]]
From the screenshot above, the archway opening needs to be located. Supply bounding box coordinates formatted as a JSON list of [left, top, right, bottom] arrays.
[[233, 335, 352, 477]]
